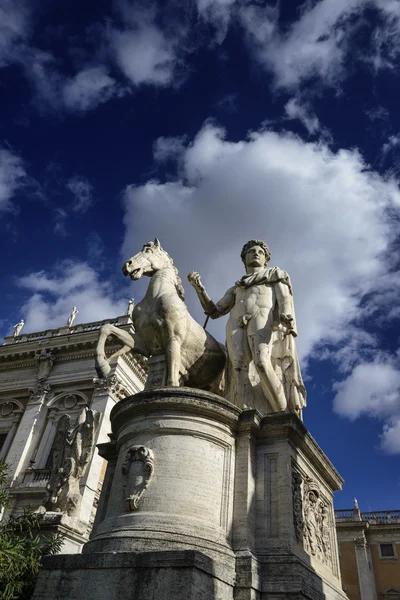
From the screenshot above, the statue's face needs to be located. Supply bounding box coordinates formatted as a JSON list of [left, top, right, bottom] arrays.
[[245, 245, 267, 268]]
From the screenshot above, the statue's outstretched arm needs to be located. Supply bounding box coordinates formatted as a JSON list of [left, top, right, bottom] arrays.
[[187, 272, 235, 319]]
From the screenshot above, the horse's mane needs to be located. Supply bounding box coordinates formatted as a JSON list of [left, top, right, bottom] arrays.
[[145, 242, 185, 301], [172, 266, 185, 301]]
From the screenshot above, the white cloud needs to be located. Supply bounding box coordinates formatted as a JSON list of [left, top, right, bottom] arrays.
[[333, 361, 400, 420], [0, 147, 26, 211], [284, 98, 321, 135], [111, 26, 175, 86], [153, 136, 187, 163], [381, 418, 400, 455], [18, 261, 127, 333], [121, 123, 400, 369], [62, 66, 116, 112], [239, 0, 400, 92], [196, 0, 236, 43], [333, 359, 400, 454], [0, 0, 31, 68], [240, 0, 365, 90], [67, 175, 94, 213]]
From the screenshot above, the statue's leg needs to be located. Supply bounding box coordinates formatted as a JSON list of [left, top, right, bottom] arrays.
[[166, 335, 181, 386], [95, 324, 148, 378], [226, 324, 251, 408], [247, 315, 287, 412]]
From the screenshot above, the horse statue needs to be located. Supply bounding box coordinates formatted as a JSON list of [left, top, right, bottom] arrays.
[[95, 239, 226, 392]]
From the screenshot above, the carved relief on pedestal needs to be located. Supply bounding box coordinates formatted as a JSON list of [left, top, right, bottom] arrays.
[[292, 470, 304, 543], [121, 445, 154, 511], [292, 467, 333, 569]]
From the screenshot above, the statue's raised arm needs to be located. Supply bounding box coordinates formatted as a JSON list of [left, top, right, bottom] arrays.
[[187, 271, 235, 319]]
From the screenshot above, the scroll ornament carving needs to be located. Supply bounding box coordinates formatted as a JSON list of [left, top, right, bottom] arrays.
[[35, 349, 55, 382], [292, 470, 332, 567], [121, 445, 154, 511]]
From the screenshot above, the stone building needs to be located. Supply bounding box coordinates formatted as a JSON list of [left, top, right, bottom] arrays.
[[335, 505, 400, 600], [0, 315, 146, 552]]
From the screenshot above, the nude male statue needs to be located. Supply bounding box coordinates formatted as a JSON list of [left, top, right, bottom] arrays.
[[188, 240, 306, 417]]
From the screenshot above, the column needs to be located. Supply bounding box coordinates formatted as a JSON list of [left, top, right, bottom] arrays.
[[232, 410, 262, 600]]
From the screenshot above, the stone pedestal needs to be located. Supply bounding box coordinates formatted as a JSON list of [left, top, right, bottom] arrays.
[[32, 390, 348, 600], [233, 411, 347, 600]]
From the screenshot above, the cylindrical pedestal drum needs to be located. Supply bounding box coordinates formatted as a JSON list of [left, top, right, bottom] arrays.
[[85, 387, 240, 580]]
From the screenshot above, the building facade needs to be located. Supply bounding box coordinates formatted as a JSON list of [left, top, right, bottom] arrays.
[[0, 315, 146, 552], [336, 505, 400, 600]]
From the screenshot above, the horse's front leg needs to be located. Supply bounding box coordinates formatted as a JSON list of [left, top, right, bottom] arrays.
[[166, 335, 181, 387], [95, 324, 148, 378]]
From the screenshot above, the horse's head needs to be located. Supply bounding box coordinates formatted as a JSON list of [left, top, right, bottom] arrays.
[[122, 238, 171, 280]]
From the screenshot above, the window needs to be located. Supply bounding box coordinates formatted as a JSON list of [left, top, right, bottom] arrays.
[[380, 543, 396, 558]]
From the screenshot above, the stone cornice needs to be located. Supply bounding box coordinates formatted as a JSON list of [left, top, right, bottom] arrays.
[[110, 387, 241, 436], [258, 412, 344, 491]]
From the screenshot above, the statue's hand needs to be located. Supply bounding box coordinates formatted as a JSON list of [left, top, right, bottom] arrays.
[[187, 271, 205, 292], [280, 313, 294, 328]]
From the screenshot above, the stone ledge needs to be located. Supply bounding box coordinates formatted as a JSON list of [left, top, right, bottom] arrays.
[[42, 549, 232, 582]]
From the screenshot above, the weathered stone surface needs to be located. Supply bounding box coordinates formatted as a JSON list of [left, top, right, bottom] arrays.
[[32, 550, 234, 600], [232, 411, 348, 599], [32, 391, 348, 600], [86, 387, 239, 586]]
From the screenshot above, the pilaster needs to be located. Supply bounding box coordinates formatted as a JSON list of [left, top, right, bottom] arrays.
[[354, 533, 377, 600], [6, 384, 52, 484]]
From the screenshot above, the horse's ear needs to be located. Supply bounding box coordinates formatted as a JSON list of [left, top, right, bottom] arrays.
[[154, 238, 161, 248]]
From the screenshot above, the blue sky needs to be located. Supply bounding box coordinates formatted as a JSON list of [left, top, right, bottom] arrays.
[[1, 0, 400, 510]]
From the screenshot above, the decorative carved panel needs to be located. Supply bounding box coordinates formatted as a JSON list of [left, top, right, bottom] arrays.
[[292, 467, 333, 569], [121, 445, 154, 511]]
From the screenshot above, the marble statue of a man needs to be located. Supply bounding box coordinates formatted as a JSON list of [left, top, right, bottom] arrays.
[[188, 240, 306, 417], [67, 306, 78, 328], [13, 319, 24, 337]]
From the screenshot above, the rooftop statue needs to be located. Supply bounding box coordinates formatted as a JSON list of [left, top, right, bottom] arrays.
[[67, 306, 78, 328], [95, 239, 225, 392], [13, 319, 24, 337], [126, 298, 134, 320], [188, 239, 306, 417]]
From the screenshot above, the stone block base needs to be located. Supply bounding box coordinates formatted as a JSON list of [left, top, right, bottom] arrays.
[[32, 550, 234, 600], [235, 551, 348, 600]]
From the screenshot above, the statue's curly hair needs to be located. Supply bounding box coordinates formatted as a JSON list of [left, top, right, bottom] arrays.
[[240, 239, 271, 265]]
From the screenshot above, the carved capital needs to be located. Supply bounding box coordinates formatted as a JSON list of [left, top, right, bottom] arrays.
[[354, 534, 367, 549], [29, 383, 51, 404], [121, 445, 154, 511], [93, 375, 128, 401]]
